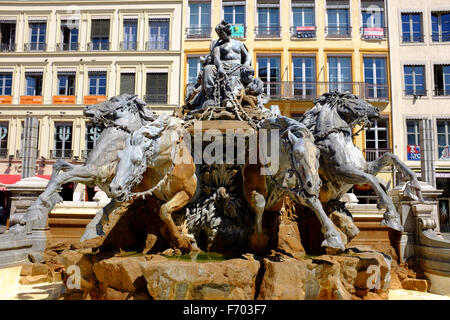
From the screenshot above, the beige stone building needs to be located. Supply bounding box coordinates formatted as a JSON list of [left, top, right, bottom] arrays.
[[387, 0, 450, 231], [0, 0, 183, 203]]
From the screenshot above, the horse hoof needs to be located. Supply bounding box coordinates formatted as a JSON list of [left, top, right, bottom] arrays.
[[321, 233, 345, 251], [249, 232, 269, 254], [381, 217, 403, 232]]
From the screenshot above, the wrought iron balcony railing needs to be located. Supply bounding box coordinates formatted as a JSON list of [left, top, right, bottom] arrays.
[[186, 26, 212, 39], [186, 81, 387, 102], [290, 26, 316, 39], [0, 148, 8, 158], [401, 34, 424, 43], [120, 41, 138, 51], [404, 89, 427, 97], [146, 41, 169, 51], [50, 149, 73, 159], [433, 89, 450, 96], [24, 42, 47, 51], [16, 149, 40, 159], [360, 27, 388, 40], [431, 33, 450, 43], [144, 94, 167, 104], [88, 41, 110, 51], [364, 84, 389, 102], [365, 148, 390, 162], [81, 149, 92, 160], [56, 42, 79, 51], [0, 43, 16, 52], [325, 26, 352, 38], [255, 26, 282, 38]]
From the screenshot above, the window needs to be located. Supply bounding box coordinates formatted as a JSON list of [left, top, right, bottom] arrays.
[[28, 22, 46, 51], [0, 20, 16, 51], [88, 72, 107, 96], [149, 19, 169, 50], [361, 0, 385, 39], [223, 1, 245, 25], [53, 123, 72, 159], [404, 65, 426, 96], [406, 120, 420, 161], [145, 73, 168, 104], [122, 19, 137, 50], [25, 73, 43, 96], [188, 2, 211, 38], [326, 0, 351, 37], [437, 120, 450, 160], [365, 118, 389, 161], [187, 57, 202, 84], [58, 73, 75, 96], [432, 12, 450, 42], [90, 19, 110, 50], [0, 73, 12, 96], [292, 56, 316, 99], [328, 56, 352, 92], [292, 0, 315, 38], [120, 73, 135, 95], [257, 1, 280, 37], [363, 57, 387, 100], [434, 65, 450, 96], [60, 20, 79, 51], [85, 122, 102, 155], [401, 13, 423, 43], [0, 122, 7, 158], [257, 56, 281, 97]]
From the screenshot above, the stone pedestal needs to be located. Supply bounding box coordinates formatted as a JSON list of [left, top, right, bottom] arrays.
[[6, 176, 49, 263]]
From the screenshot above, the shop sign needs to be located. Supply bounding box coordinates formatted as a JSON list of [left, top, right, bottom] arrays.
[[407, 145, 420, 161]]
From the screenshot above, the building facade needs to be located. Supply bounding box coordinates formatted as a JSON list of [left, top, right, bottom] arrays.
[[182, 0, 393, 198], [0, 0, 183, 202], [388, 0, 450, 231]]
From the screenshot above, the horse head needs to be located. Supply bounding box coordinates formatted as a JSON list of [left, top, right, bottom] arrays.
[[260, 116, 322, 197], [84, 94, 154, 131], [314, 91, 380, 127], [284, 126, 322, 196]]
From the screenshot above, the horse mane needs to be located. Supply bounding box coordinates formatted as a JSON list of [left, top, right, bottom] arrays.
[[259, 116, 313, 141], [300, 91, 355, 137]]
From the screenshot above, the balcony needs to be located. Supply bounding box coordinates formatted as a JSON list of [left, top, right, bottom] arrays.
[[404, 89, 427, 97], [24, 42, 46, 52], [81, 149, 92, 160], [56, 42, 79, 51], [88, 41, 110, 51], [325, 26, 352, 38], [260, 81, 370, 100], [51, 149, 73, 159], [144, 94, 167, 104], [0, 43, 16, 52], [433, 89, 450, 97], [290, 26, 316, 39], [431, 33, 450, 43], [401, 34, 424, 43], [364, 84, 389, 102], [16, 149, 39, 159], [120, 41, 138, 51], [186, 27, 212, 39], [255, 26, 281, 38], [146, 41, 169, 51], [365, 148, 390, 162], [360, 27, 388, 40], [0, 149, 8, 158]]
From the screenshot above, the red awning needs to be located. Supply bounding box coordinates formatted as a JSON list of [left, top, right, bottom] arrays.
[[0, 175, 51, 191]]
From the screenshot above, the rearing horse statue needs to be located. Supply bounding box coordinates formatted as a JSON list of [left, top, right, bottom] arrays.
[[300, 91, 423, 232]]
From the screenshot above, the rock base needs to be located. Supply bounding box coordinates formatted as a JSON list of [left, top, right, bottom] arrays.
[[52, 246, 400, 300]]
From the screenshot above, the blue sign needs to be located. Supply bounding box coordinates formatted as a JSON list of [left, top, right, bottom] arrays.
[[231, 25, 244, 38]]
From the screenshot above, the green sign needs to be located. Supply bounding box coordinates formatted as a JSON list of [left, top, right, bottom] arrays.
[[231, 25, 244, 37]]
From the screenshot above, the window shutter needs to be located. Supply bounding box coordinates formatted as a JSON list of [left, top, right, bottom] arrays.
[[146, 73, 168, 104], [120, 73, 136, 95], [91, 19, 110, 37]]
